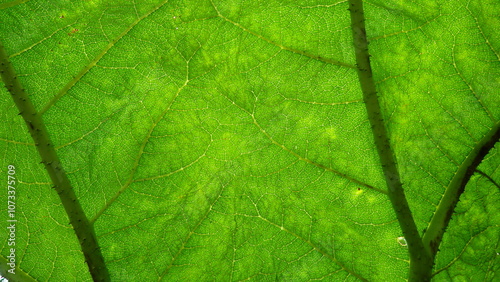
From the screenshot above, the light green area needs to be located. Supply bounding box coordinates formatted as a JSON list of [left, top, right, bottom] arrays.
[[0, 0, 499, 280]]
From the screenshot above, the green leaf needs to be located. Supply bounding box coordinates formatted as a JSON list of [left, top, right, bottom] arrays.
[[1, 0, 499, 281]]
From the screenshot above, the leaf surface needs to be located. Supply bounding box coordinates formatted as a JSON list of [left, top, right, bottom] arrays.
[[0, 0, 499, 280]]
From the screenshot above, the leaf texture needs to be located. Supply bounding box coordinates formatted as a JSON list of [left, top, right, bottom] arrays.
[[0, 0, 499, 280]]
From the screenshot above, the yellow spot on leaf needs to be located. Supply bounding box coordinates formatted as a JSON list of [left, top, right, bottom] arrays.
[[325, 127, 336, 139]]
